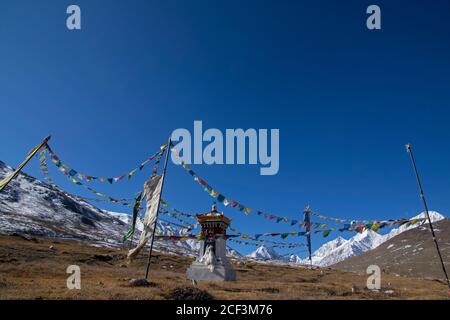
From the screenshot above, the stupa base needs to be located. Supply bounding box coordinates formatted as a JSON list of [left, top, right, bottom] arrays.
[[187, 262, 236, 281]]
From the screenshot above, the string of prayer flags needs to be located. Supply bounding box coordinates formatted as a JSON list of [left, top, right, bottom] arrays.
[[228, 238, 304, 249], [312, 211, 426, 226], [44, 143, 166, 184], [253, 231, 309, 240], [158, 199, 306, 247], [311, 211, 429, 236], [154, 234, 198, 241], [158, 208, 199, 229], [311, 211, 349, 223], [157, 218, 197, 234], [309, 217, 427, 238], [159, 199, 198, 221], [171, 146, 308, 229], [55, 165, 133, 203], [39, 149, 137, 206]]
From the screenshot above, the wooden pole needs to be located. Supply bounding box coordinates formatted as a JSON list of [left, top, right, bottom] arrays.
[[406, 144, 450, 291], [144, 137, 171, 279], [0, 135, 51, 192]]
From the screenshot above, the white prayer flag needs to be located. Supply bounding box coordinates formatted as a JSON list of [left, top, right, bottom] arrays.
[[127, 175, 163, 260]]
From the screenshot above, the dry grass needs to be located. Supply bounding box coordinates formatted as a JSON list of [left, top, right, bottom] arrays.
[[0, 235, 448, 300]]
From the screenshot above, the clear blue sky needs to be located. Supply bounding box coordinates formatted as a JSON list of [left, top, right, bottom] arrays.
[[1, 1, 450, 256]]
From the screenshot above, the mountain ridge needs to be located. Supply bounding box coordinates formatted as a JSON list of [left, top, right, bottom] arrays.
[[299, 211, 446, 267], [0, 159, 244, 259], [333, 218, 450, 280]]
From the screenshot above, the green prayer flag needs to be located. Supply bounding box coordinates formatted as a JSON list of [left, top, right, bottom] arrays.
[[122, 192, 143, 242], [322, 230, 331, 238]]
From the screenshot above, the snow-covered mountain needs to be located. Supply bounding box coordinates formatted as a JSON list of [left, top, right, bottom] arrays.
[[382, 211, 444, 243], [246, 212, 445, 266], [247, 245, 282, 261], [308, 236, 347, 263], [0, 159, 243, 259], [334, 218, 450, 280], [300, 211, 446, 267], [286, 254, 303, 264], [310, 230, 384, 267], [0, 160, 128, 245], [246, 245, 302, 264], [228, 247, 244, 260]]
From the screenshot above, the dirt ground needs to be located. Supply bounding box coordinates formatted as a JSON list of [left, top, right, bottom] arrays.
[[0, 235, 448, 300]]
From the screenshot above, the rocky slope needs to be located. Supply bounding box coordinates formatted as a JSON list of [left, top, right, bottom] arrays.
[[333, 218, 450, 280], [299, 212, 445, 267]]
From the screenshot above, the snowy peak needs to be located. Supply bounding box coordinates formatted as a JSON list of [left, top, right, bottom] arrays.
[[287, 254, 303, 264], [312, 236, 347, 258], [411, 211, 444, 222], [310, 230, 384, 267], [350, 229, 384, 248], [382, 211, 445, 243], [227, 247, 244, 260], [246, 245, 303, 264], [247, 245, 281, 261]]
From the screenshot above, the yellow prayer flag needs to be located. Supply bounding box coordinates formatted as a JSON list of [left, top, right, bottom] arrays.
[[0, 136, 50, 192]]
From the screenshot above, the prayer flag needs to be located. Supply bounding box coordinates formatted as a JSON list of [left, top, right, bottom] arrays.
[[127, 175, 163, 261]]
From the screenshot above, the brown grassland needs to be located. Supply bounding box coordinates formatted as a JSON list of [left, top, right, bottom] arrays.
[[0, 235, 448, 300]]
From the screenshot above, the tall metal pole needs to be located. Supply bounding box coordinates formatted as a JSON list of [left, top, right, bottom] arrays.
[[145, 137, 172, 279], [0, 136, 51, 192], [406, 144, 450, 291]]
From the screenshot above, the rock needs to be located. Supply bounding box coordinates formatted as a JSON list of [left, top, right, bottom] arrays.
[[351, 284, 361, 293], [93, 254, 113, 262], [11, 233, 39, 243], [164, 287, 214, 300], [129, 278, 152, 287]]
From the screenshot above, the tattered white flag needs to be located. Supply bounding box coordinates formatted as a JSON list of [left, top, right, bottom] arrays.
[[127, 175, 163, 261]]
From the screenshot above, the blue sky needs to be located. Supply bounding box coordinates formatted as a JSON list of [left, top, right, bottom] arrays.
[[1, 1, 450, 256]]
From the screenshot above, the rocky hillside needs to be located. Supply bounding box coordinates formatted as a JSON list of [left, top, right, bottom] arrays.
[[333, 218, 450, 280], [300, 211, 445, 267]]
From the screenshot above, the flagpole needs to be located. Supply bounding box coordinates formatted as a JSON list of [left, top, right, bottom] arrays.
[[0, 135, 51, 193], [406, 144, 450, 291], [303, 206, 313, 269], [144, 136, 172, 279]]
